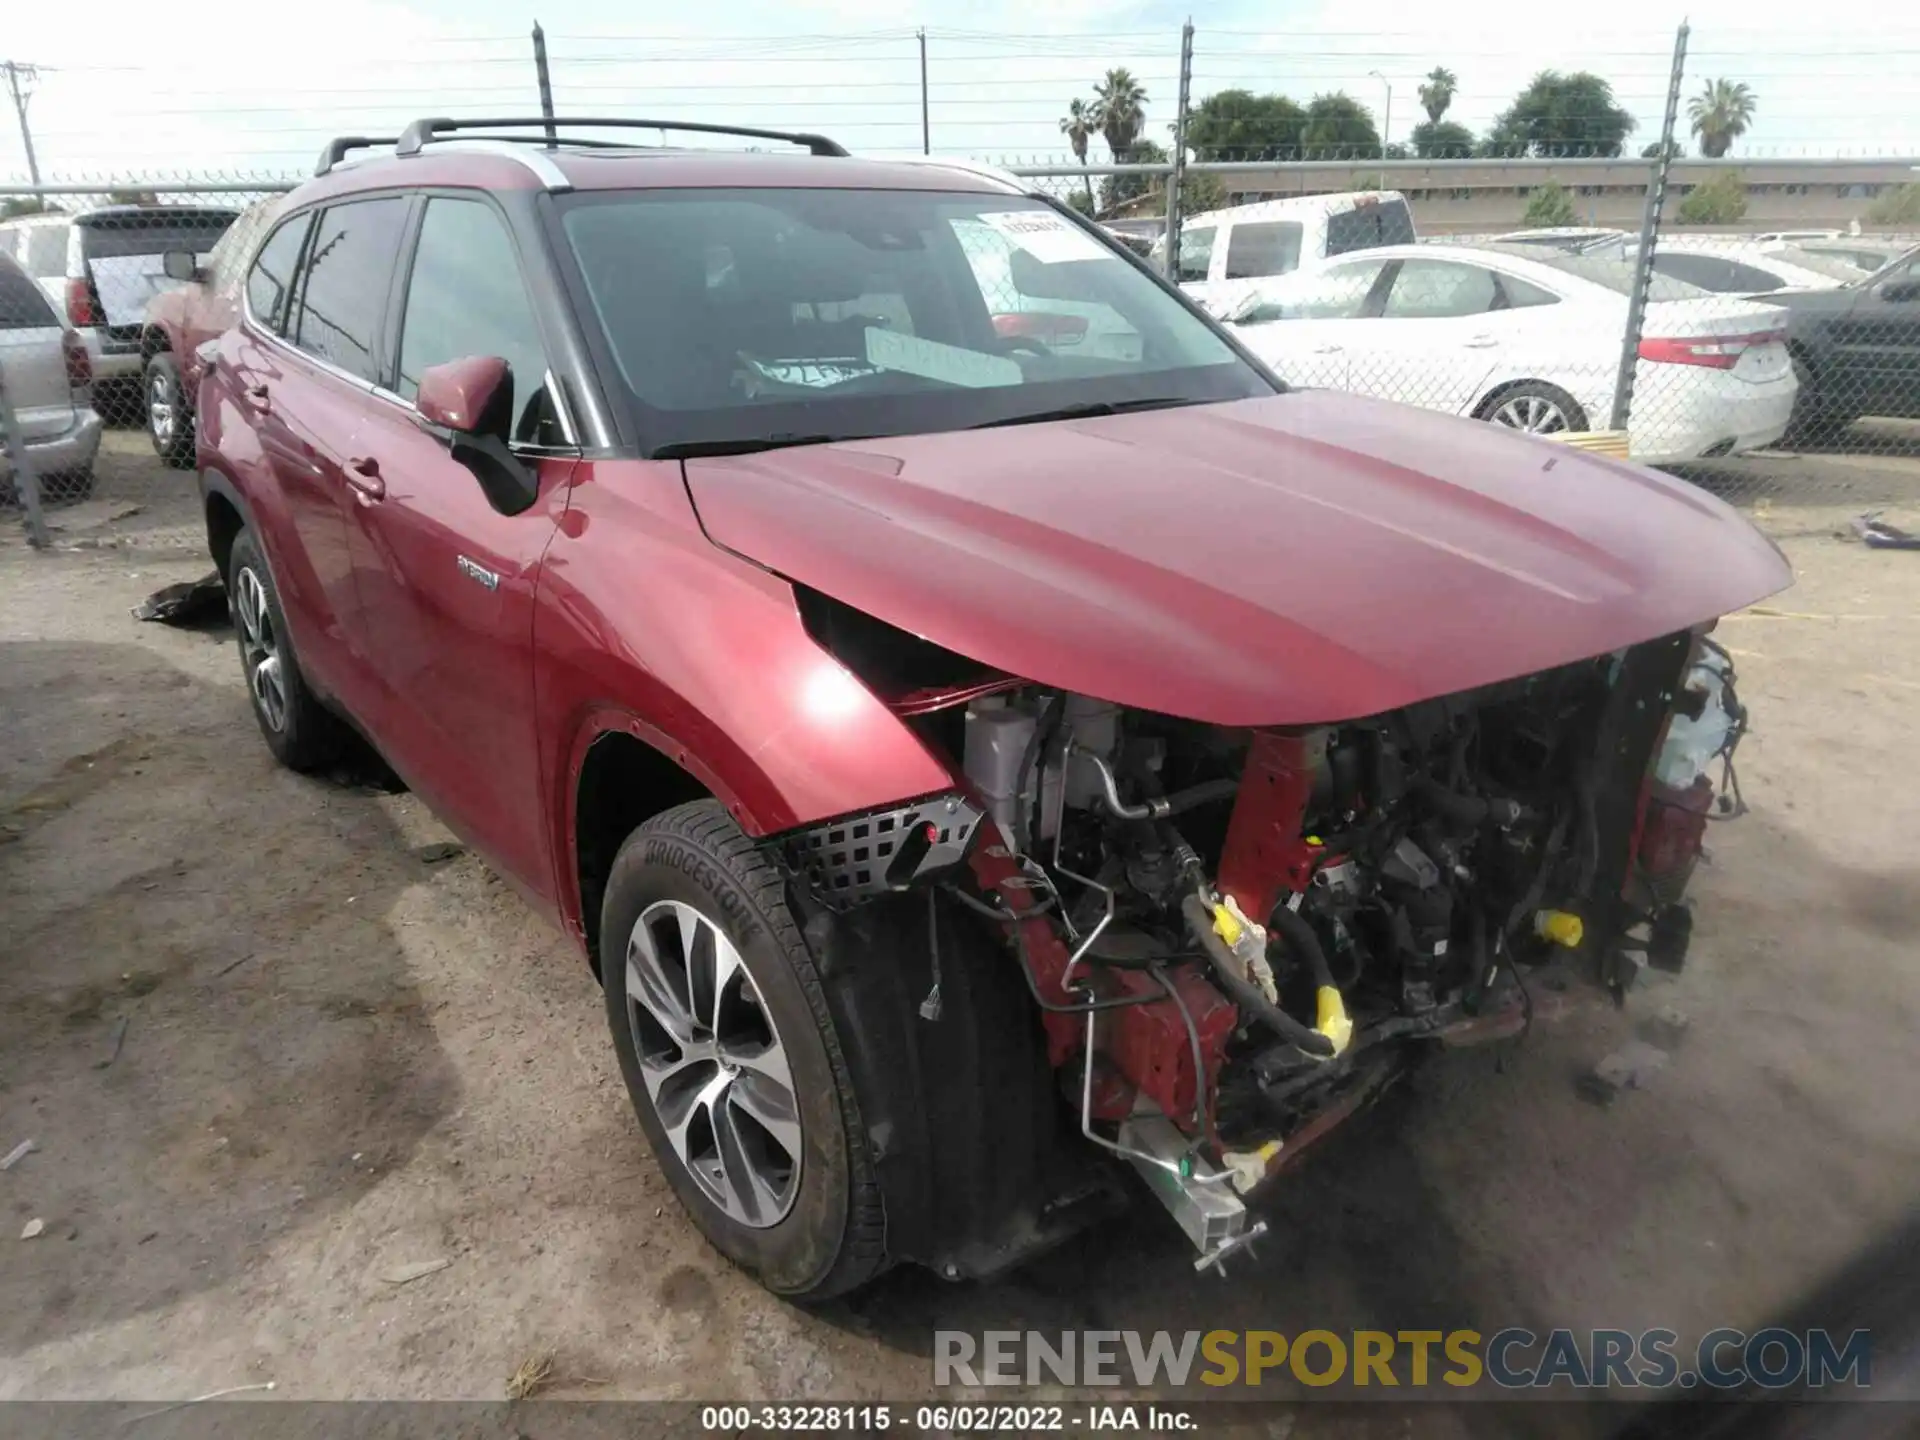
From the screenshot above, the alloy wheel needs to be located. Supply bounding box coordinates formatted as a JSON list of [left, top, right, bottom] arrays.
[[624, 899, 802, 1228], [1491, 392, 1571, 434], [234, 565, 287, 732]]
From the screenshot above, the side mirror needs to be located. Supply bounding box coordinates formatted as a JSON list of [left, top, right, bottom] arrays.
[[415, 356, 537, 516], [162, 249, 199, 283], [1880, 280, 1920, 303]]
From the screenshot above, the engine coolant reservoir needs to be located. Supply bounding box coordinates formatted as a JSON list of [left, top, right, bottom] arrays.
[[965, 699, 1037, 850], [1655, 648, 1735, 789]]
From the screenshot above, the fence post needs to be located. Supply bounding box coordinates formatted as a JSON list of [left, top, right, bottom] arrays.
[[1161, 18, 1194, 280], [918, 29, 930, 155], [0, 361, 50, 549], [531, 22, 557, 147], [1610, 20, 1689, 432]]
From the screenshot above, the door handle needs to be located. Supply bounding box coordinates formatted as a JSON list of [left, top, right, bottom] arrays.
[[345, 456, 386, 504], [1463, 335, 1499, 348]]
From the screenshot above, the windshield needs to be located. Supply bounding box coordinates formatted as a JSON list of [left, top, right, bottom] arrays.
[[1505, 247, 1710, 301], [558, 188, 1272, 453]]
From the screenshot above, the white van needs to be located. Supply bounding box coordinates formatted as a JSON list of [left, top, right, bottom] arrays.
[[1155, 191, 1417, 316]]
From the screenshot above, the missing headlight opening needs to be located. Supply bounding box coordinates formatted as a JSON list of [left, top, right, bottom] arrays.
[[779, 632, 1748, 1277]]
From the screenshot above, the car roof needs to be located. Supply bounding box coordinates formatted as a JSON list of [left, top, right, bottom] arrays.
[[300, 144, 1024, 204]]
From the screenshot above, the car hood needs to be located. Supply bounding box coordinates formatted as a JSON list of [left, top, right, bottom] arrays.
[[683, 392, 1791, 725]]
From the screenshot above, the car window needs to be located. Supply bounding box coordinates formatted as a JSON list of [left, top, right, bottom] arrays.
[[397, 197, 564, 447], [560, 188, 1269, 453], [1237, 259, 1387, 323], [1512, 249, 1710, 301], [1381, 259, 1500, 319], [1499, 273, 1560, 308], [20, 224, 68, 278], [1223, 221, 1303, 281], [1653, 253, 1783, 294], [292, 198, 409, 382], [1177, 225, 1216, 283], [245, 214, 311, 335], [0, 257, 56, 329], [1325, 199, 1415, 256], [77, 210, 238, 261]]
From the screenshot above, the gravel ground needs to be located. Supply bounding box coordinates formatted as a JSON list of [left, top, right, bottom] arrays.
[[3, 433, 1918, 1422]]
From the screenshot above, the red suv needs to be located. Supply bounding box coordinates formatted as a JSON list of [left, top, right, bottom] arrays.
[[197, 118, 1790, 1299]]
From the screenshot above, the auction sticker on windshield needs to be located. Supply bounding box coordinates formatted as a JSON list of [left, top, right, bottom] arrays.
[[865, 326, 1024, 389], [976, 210, 1110, 264]]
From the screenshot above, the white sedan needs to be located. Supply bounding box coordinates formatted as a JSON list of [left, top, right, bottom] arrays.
[[1225, 243, 1798, 464]]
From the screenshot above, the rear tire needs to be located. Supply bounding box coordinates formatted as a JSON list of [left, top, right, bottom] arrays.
[[601, 800, 888, 1301], [1785, 353, 1852, 447], [146, 353, 195, 468], [1476, 380, 1588, 437], [227, 527, 344, 772]]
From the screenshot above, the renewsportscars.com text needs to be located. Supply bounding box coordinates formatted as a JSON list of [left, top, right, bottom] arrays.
[[934, 1327, 1871, 1391]]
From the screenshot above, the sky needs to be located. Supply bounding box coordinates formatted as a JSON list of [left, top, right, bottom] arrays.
[[2, 0, 1915, 185]]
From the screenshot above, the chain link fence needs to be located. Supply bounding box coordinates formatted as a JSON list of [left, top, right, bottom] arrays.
[[4, 20, 1919, 555]]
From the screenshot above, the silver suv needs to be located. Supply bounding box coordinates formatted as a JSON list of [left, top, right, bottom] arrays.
[[0, 252, 101, 502]]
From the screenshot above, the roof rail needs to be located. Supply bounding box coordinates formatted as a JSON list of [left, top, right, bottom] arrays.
[[394, 116, 849, 159], [315, 136, 400, 177]]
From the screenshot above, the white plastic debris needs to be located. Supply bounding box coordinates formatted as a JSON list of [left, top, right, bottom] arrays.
[[0, 1139, 36, 1171], [381, 1258, 452, 1286], [20, 1218, 45, 1240]]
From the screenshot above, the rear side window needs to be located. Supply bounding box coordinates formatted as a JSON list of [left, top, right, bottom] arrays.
[[1654, 253, 1782, 294], [246, 215, 311, 335], [1326, 199, 1415, 257], [1177, 225, 1215, 283], [1239, 258, 1387, 323], [397, 198, 562, 445], [1382, 259, 1499, 318], [1224, 221, 1303, 280], [0, 258, 56, 329], [293, 198, 410, 382], [1499, 273, 1560, 308], [21, 225, 69, 278]]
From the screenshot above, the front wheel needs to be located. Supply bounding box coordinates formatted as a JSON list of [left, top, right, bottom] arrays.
[[602, 801, 888, 1300], [146, 354, 195, 468], [226, 528, 344, 772]]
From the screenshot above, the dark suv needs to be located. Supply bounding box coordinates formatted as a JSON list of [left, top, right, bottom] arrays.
[[196, 118, 1787, 1300]]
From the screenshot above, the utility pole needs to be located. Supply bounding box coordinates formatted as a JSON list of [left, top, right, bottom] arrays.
[[2, 61, 44, 187], [1368, 70, 1392, 156], [1160, 19, 1194, 281], [917, 29, 930, 155], [531, 24, 557, 148]]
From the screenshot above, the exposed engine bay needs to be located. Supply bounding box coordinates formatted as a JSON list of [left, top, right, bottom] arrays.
[[783, 626, 1748, 1275]]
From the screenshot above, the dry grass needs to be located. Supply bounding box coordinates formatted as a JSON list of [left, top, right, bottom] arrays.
[[504, 1351, 555, 1401]]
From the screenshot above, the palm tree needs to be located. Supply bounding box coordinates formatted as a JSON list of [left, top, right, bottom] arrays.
[[1059, 98, 1096, 212], [1091, 68, 1149, 159], [1688, 78, 1756, 159], [1418, 66, 1457, 124]]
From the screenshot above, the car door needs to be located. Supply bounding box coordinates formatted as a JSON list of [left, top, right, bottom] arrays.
[[1229, 256, 1390, 391], [338, 194, 575, 897], [1831, 256, 1920, 418]]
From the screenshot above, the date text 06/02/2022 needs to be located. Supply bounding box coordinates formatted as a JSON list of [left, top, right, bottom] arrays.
[[699, 1404, 1195, 1431]]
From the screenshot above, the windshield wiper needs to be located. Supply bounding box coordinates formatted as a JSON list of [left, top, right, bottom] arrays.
[[969, 397, 1210, 430], [653, 433, 860, 460]]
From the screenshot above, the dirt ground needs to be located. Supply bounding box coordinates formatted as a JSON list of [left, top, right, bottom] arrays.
[[3, 432, 1920, 1417]]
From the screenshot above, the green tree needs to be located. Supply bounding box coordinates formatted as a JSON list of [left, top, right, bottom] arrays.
[[1091, 67, 1149, 158], [1059, 97, 1096, 213], [1641, 137, 1685, 161], [1866, 183, 1920, 225], [1301, 92, 1381, 158], [1522, 180, 1577, 227], [0, 197, 50, 218], [1184, 88, 1306, 160], [1483, 71, 1635, 157], [1098, 137, 1167, 216], [1412, 119, 1475, 158], [107, 189, 160, 206], [1180, 170, 1227, 219], [1688, 78, 1756, 160], [1383, 142, 1410, 160], [1418, 66, 1458, 123], [1064, 187, 1096, 217], [1675, 170, 1748, 225]]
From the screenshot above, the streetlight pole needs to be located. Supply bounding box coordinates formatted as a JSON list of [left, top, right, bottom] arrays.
[[1368, 69, 1392, 157]]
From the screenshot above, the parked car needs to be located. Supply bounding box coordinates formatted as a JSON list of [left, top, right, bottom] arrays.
[[1577, 236, 1861, 294], [1755, 244, 1920, 439], [195, 119, 1789, 1299], [1154, 191, 1417, 316], [138, 197, 285, 466], [0, 204, 240, 417], [1490, 226, 1629, 251], [0, 252, 101, 503], [1774, 238, 1912, 275], [1226, 242, 1798, 462]]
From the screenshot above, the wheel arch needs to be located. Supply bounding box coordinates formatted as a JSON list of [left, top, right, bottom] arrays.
[[139, 324, 172, 361]]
